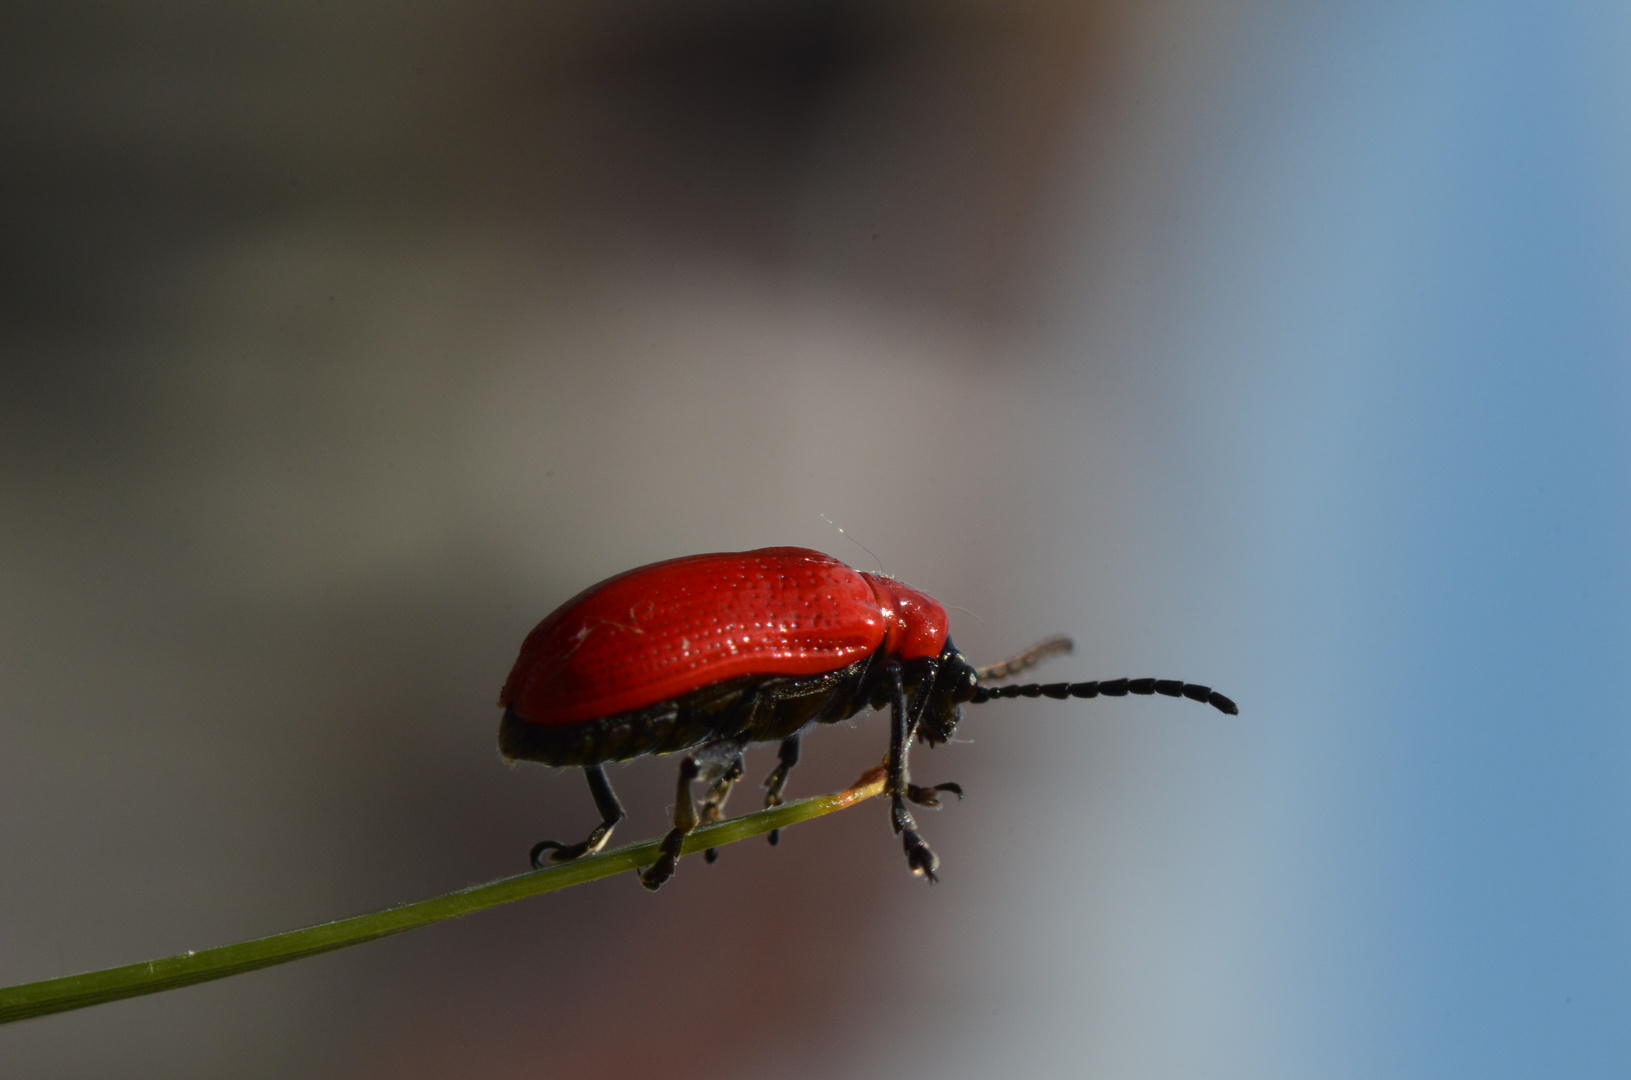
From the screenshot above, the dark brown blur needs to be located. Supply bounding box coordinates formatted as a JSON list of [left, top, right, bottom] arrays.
[[0, 2, 1162, 1076]]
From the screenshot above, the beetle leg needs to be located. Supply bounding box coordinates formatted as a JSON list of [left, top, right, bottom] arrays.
[[700, 755, 745, 863], [905, 656, 962, 808], [529, 764, 626, 868], [886, 661, 942, 882], [762, 732, 802, 846], [641, 756, 702, 891], [906, 782, 964, 808]]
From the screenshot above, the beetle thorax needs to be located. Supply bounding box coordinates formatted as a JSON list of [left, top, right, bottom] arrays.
[[860, 573, 949, 662]]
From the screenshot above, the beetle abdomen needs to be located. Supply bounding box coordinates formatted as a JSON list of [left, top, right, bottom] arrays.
[[501, 548, 888, 727], [500, 654, 879, 767]]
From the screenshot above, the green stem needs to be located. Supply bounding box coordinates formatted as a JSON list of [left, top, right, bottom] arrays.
[[0, 767, 887, 1025]]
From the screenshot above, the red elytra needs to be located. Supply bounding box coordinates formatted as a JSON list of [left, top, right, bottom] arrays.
[[499, 546, 1237, 892], [501, 547, 947, 726]]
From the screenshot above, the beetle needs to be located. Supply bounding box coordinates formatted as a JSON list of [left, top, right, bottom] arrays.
[[498, 546, 1237, 891]]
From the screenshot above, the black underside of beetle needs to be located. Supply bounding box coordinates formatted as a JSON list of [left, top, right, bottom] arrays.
[[499, 642, 955, 769], [504, 638, 979, 891]]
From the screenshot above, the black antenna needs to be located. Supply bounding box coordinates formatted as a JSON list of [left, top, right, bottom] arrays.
[[971, 677, 1238, 715]]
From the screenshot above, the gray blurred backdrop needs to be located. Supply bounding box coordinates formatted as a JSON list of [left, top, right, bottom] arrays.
[[3, 2, 1629, 1078]]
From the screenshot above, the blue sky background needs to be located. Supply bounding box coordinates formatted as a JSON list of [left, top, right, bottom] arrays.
[[958, 3, 1631, 1076]]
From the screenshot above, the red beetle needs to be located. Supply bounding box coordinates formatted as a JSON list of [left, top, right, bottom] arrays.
[[499, 547, 1236, 890]]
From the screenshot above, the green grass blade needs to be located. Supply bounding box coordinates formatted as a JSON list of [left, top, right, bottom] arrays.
[[0, 767, 887, 1025]]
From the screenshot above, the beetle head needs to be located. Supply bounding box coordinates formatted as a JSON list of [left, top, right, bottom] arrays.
[[916, 640, 980, 745]]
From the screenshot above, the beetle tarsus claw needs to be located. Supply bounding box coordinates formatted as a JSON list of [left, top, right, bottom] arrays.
[[530, 839, 589, 867], [528, 765, 625, 869], [641, 760, 699, 892], [641, 853, 678, 891], [902, 828, 940, 881], [906, 781, 963, 808]]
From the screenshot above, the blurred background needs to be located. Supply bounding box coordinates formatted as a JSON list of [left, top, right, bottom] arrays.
[[2, 0, 1628, 1076]]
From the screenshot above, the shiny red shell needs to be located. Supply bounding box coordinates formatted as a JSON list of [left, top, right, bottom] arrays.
[[501, 547, 950, 727]]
